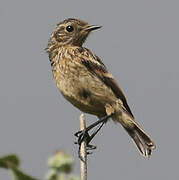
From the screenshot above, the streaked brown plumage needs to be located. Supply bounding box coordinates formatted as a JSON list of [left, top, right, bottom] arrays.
[[46, 18, 156, 157]]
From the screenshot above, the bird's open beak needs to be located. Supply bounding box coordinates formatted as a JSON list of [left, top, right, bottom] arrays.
[[84, 25, 102, 31]]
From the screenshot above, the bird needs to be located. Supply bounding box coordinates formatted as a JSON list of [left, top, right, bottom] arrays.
[[46, 18, 156, 158]]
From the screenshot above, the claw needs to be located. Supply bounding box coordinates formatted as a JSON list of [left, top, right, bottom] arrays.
[[87, 144, 96, 150], [75, 129, 97, 158], [74, 130, 82, 137], [87, 151, 93, 155]]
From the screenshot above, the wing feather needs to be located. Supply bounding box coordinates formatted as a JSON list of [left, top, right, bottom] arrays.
[[80, 48, 134, 118]]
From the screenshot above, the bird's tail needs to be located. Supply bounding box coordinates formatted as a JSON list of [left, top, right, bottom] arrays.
[[123, 121, 156, 157], [113, 105, 156, 157]]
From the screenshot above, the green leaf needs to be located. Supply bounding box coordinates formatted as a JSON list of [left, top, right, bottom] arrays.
[[56, 173, 66, 180], [0, 154, 40, 180], [0, 154, 19, 169], [11, 167, 40, 180], [45, 169, 58, 180], [48, 151, 73, 174]]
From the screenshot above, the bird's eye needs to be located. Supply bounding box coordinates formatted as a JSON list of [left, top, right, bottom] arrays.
[[66, 25, 74, 32]]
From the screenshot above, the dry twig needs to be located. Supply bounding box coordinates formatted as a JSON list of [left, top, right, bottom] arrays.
[[80, 114, 87, 180]]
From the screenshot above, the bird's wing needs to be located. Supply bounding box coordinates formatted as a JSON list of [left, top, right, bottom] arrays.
[[80, 48, 134, 118]]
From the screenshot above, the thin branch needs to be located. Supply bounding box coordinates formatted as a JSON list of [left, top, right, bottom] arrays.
[[80, 114, 87, 180]]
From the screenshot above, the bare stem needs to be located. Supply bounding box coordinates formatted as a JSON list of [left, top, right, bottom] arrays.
[[80, 114, 87, 180]]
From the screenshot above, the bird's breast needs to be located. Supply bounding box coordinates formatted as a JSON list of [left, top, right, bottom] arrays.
[[51, 49, 116, 117]]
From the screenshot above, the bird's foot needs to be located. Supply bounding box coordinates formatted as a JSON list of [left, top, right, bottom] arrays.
[[74, 114, 113, 160], [74, 129, 97, 160]]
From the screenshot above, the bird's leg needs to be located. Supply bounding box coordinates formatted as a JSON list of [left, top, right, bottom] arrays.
[[74, 114, 113, 156], [77, 123, 104, 161], [75, 114, 112, 137]]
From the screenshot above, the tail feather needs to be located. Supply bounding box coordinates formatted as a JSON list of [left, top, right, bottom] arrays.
[[124, 124, 156, 157], [113, 104, 156, 157]]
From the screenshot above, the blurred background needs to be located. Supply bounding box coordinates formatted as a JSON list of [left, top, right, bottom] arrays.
[[0, 0, 179, 179]]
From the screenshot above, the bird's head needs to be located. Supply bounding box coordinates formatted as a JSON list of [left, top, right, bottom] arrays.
[[47, 18, 101, 51]]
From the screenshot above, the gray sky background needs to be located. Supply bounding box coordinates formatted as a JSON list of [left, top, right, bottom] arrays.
[[0, 0, 179, 179]]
